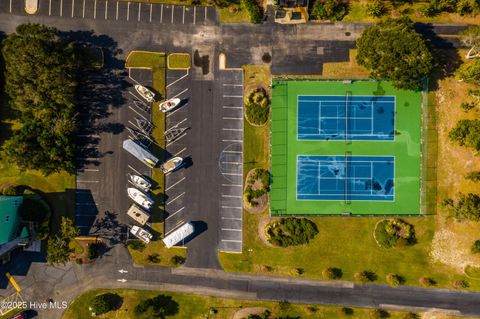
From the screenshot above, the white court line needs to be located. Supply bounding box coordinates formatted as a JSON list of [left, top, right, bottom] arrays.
[[221, 217, 242, 220], [223, 106, 243, 109], [82, 0, 85, 17], [116, 1, 118, 20], [193, 6, 196, 24], [222, 128, 243, 131], [77, 180, 99, 183], [204, 6, 207, 24], [222, 139, 242, 142], [93, 0, 97, 18], [49, 0, 52, 15], [166, 70, 189, 88], [166, 192, 185, 205], [170, 88, 189, 100], [223, 173, 242, 176], [222, 195, 242, 198], [171, 5, 174, 24], [222, 184, 242, 187], [160, 4, 163, 22], [174, 147, 187, 157], [166, 206, 185, 220], [166, 177, 186, 191], [222, 206, 242, 209], [149, 3, 152, 22], [223, 117, 242, 120], [127, 165, 145, 176], [222, 228, 242, 232], [224, 95, 243, 98], [105, 0, 108, 19], [223, 84, 243, 87], [166, 133, 187, 147], [223, 150, 242, 154], [138, 2, 141, 21], [182, 6, 185, 24], [71, 0, 75, 17], [127, 1, 130, 20], [128, 105, 148, 121], [221, 239, 241, 243], [60, 0, 63, 16]]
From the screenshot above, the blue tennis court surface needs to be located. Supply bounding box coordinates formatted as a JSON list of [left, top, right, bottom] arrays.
[[297, 155, 395, 201], [297, 95, 395, 141]]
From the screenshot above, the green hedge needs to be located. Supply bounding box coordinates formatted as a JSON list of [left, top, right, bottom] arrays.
[[245, 88, 270, 125], [266, 217, 318, 247], [241, 0, 263, 24]]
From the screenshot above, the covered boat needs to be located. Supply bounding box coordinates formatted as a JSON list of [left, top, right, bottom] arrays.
[[163, 222, 194, 248], [122, 139, 159, 168]]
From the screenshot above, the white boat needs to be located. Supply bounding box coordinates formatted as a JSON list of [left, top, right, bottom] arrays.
[[129, 174, 151, 192], [160, 156, 183, 174], [134, 84, 155, 103], [127, 187, 154, 210], [159, 98, 181, 113], [130, 225, 153, 243]]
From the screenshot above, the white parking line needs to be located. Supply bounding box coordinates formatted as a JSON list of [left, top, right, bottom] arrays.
[[138, 2, 141, 21], [149, 3, 152, 22], [170, 88, 189, 100], [222, 128, 243, 131], [105, 0, 108, 19], [82, 0, 85, 17], [9, 0, 12, 12], [166, 105, 186, 118], [49, 0, 52, 15], [116, 1, 118, 20], [223, 84, 243, 87], [174, 147, 187, 157], [222, 184, 242, 187], [128, 106, 148, 121], [221, 161, 242, 165], [221, 239, 242, 243], [166, 206, 185, 220], [182, 6, 185, 24], [222, 139, 243, 142], [77, 180, 100, 183], [223, 117, 242, 120], [221, 217, 242, 220], [222, 195, 242, 198], [193, 6, 196, 24], [93, 0, 97, 18], [166, 133, 186, 147], [166, 192, 185, 205], [166, 70, 189, 88], [221, 206, 242, 209], [160, 4, 163, 23], [223, 173, 242, 176], [127, 1, 130, 21], [171, 5, 174, 24], [71, 0, 75, 17], [166, 176, 186, 191], [204, 6, 207, 24], [222, 228, 242, 231], [60, 0, 63, 16], [223, 106, 243, 109], [78, 134, 100, 138], [78, 168, 100, 172], [170, 118, 187, 127], [127, 165, 145, 176], [224, 95, 243, 98]]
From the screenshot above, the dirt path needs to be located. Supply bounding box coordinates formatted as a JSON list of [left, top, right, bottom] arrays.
[[233, 307, 267, 319]]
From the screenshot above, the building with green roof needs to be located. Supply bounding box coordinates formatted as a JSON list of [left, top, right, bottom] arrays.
[[0, 195, 29, 263]]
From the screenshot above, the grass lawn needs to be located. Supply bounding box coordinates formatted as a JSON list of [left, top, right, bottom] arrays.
[[167, 53, 191, 70], [127, 242, 187, 266], [219, 5, 250, 23], [125, 51, 181, 266], [60, 288, 455, 319], [219, 53, 480, 290], [69, 239, 85, 254]]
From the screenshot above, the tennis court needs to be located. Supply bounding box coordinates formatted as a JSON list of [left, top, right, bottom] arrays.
[[270, 80, 423, 215], [297, 95, 395, 141], [297, 155, 394, 201]]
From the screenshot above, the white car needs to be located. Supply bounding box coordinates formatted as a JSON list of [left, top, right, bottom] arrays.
[[159, 98, 181, 113], [160, 156, 183, 174]]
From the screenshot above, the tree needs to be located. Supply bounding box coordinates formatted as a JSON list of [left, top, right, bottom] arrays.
[[386, 273, 404, 287], [89, 293, 122, 316], [448, 119, 480, 151], [453, 193, 480, 221], [1, 23, 78, 175], [471, 240, 480, 253], [322, 267, 343, 279], [356, 18, 433, 90], [366, 0, 389, 18], [60, 216, 80, 239], [461, 25, 480, 59], [457, 59, 480, 85], [370, 308, 390, 319], [311, 0, 348, 21], [46, 217, 80, 265], [241, 0, 263, 24], [134, 294, 179, 319]]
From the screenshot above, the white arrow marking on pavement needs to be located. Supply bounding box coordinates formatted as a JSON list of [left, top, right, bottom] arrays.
[[118, 269, 128, 274], [117, 278, 127, 283]]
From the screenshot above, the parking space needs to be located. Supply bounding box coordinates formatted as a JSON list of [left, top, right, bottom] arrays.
[[2, 0, 219, 25], [216, 71, 244, 253]]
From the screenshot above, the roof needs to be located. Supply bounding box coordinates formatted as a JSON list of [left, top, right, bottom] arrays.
[[0, 196, 24, 245]]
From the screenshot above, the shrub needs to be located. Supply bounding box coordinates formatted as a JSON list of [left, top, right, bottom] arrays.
[[266, 218, 319, 247], [471, 240, 480, 254], [374, 219, 416, 248], [312, 0, 348, 21], [147, 253, 160, 263], [90, 293, 122, 315], [248, 310, 271, 319], [2, 185, 18, 196], [370, 308, 390, 319], [245, 88, 270, 125], [386, 273, 404, 287], [87, 243, 98, 260], [366, 0, 389, 17], [128, 240, 146, 251], [322, 267, 343, 279], [171, 255, 186, 265], [452, 279, 469, 289], [465, 171, 480, 182], [338, 307, 354, 316], [354, 270, 377, 283], [403, 312, 420, 319], [75, 258, 83, 264], [134, 294, 179, 318], [452, 193, 480, 221], [241, 0, 263, 23], [278, 300, 291, 312], [456, 0, 480, 16], [419, 276, 436, 287], [461, 102, 475, 111], [457, 59, 480, 85]]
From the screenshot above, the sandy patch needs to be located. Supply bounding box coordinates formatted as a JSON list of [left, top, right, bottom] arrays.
[[233, 307, 268, 319], [258, 214, 275, 248]]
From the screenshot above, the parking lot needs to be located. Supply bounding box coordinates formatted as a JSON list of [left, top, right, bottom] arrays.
[[1, 0, 217, 25]]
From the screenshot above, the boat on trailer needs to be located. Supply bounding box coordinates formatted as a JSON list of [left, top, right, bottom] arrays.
[[130, 225, 153, 243], [127, 187, 154, 210], [160, 157, 183, 174], [128, 174, 152, 192], [135, 84, 155, 103], [164, 127, 189, 143], [159, 98, 181, 112]]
